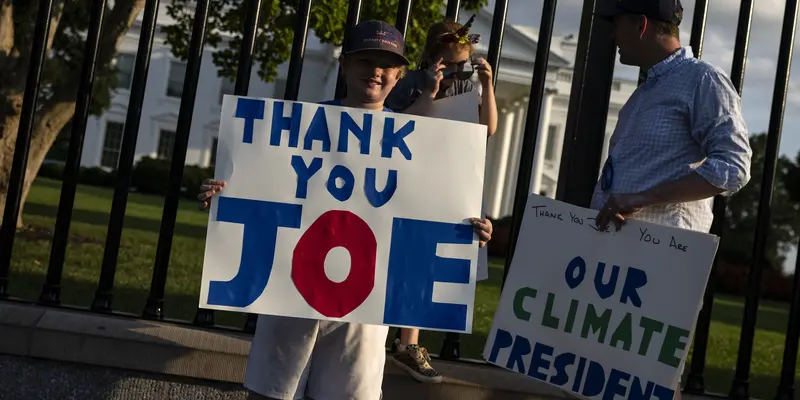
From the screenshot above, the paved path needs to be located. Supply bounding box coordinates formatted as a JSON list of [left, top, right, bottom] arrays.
[[0, 354, 248, 400]]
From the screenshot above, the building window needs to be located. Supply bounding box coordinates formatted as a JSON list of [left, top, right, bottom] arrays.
[[157, 129, 177, 160], [273, 78, 287, 98], [544, 125, 559, 161], [557, 71, 571, 83], [167, 61, 187, 98], [101, 121, 125, 169], [219, 78, 235, 104], [210, 137, 219, 166], [611, 81, 621, 91], [115, 54, 136, 89]]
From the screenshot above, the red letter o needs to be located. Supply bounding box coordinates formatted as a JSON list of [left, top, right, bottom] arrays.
[[292, 210, 377, 318]]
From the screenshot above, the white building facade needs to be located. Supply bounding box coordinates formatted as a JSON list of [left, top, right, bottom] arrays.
[[79, 6, 636, 219]]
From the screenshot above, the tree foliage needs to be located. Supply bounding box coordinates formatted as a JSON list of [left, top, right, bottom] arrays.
[[163, 0, 489, 83], [719, 133, 800, 270]]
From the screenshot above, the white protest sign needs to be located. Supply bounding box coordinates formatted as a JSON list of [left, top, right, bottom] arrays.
[[483, 194, 720, 399], [428, 90, 489, 281], [199, 95, 487, 333], [429, 91, 480, 123]]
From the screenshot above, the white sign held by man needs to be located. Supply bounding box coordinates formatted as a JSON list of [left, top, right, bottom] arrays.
[[199, 95, 487, 333], [484, 194, 720, 399]]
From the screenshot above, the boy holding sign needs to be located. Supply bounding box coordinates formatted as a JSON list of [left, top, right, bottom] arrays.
[[199, 20, 493, 400]]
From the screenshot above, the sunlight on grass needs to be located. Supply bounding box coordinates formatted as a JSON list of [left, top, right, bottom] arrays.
[[7, 178, 798, 399]]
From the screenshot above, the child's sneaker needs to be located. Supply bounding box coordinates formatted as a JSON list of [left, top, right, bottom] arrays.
[[391, 344, 443, 383]]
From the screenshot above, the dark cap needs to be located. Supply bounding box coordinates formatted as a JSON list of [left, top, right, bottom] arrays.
[[596, 0, 683, 26], [343, 20, 410, 66]]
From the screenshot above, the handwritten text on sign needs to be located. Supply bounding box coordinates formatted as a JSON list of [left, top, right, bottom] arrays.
[[484, 195, 719, 399], [199, 96, 487, 333]]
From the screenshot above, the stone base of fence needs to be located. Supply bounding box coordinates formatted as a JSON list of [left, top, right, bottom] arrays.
[[0, 302, 714, 400]]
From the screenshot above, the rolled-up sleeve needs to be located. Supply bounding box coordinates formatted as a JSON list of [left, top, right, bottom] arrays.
[[689, 69, 753, 195]]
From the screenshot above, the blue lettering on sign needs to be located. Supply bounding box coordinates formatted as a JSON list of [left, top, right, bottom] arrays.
[[563, 255, 648, 308], [207, 197, 302, 308], [383, 218, 472, 331], [326, 165, 356, 202], [270, 101, 303, 148], [304, 107, 332, 152], [381, 118, 415, 160], [549, 352, 576, 387], [528, 342, 554, 381], [338, 111, 372, 155], [484, 331, 679, 399], [291, 155, 323, 199], [234, 98, 265, 144], [364, 168, 397, 207], [487, 329, 514, 364], [507, 334, 532, 374]]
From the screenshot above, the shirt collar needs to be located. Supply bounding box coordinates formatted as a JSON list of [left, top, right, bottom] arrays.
[[645, 46, 693, 82]]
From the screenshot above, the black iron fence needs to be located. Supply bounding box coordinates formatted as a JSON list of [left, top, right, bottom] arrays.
[[0, 0, 798, 399]]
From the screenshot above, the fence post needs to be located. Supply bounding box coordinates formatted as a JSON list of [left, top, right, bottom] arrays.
[[395, 0, 412, 36], [90, 0, 161, 313], [334, 0, 363, 100], [445, 0, 460, 20], [554, 0, 615, 207], [499, 0, 557, 286], [38, 0, 107, 305], [485, 0, 509, 90], [143, 0, 211, 320], [194, 0, 263, 328], [686, 0, 753, 394], [0, 0, 55, 298], [775, 248, 800, 400], [730, 0, 798, 397]]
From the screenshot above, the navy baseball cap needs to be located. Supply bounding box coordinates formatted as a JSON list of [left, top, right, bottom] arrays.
[[596, 0, 683, 26], [343, 20, 410, 66]]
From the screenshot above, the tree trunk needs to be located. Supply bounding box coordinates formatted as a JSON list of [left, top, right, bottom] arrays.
[[0, 94, 73, 229], [0, 93, 24, 228], [0, 0, 146, 229]]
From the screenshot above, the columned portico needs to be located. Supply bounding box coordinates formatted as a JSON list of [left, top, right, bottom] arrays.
[[530, 87, 557, 195]]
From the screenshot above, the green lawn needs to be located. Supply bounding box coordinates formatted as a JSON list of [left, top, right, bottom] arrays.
[[7, 178, 798, 399]]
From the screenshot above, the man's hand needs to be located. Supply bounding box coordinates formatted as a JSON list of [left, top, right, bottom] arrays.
[[595, 193, 648, 232]]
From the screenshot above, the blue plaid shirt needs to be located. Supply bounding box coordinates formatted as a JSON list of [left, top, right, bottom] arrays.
[[590, 47, 752, 233]]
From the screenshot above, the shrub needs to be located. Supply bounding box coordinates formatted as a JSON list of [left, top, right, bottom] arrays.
[[714, 261, 795, 303], [130, 157, 213, 198], [78, 167, 115, 187], [38, 162, 65, 180], [130, 157, 171, 196]]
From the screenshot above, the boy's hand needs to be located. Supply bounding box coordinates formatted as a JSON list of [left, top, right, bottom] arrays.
[[474, 57, 493, 85], [198, 179, 226, 209], [471, 217, 493, 248], [423, 58, 445, 97]]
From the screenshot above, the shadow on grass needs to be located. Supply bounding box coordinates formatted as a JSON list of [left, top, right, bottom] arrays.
[[685, 366, 783, 400], [23, 202, 207, 240], [7, 268, 246, 329], [710, 296, 790, 336]]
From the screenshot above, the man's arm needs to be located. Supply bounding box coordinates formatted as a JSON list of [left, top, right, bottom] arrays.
[[688, 69, 753, 195], [638, 172, 725, 207], [595, 68, 753, 230], [631, 70, 753, 208]]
